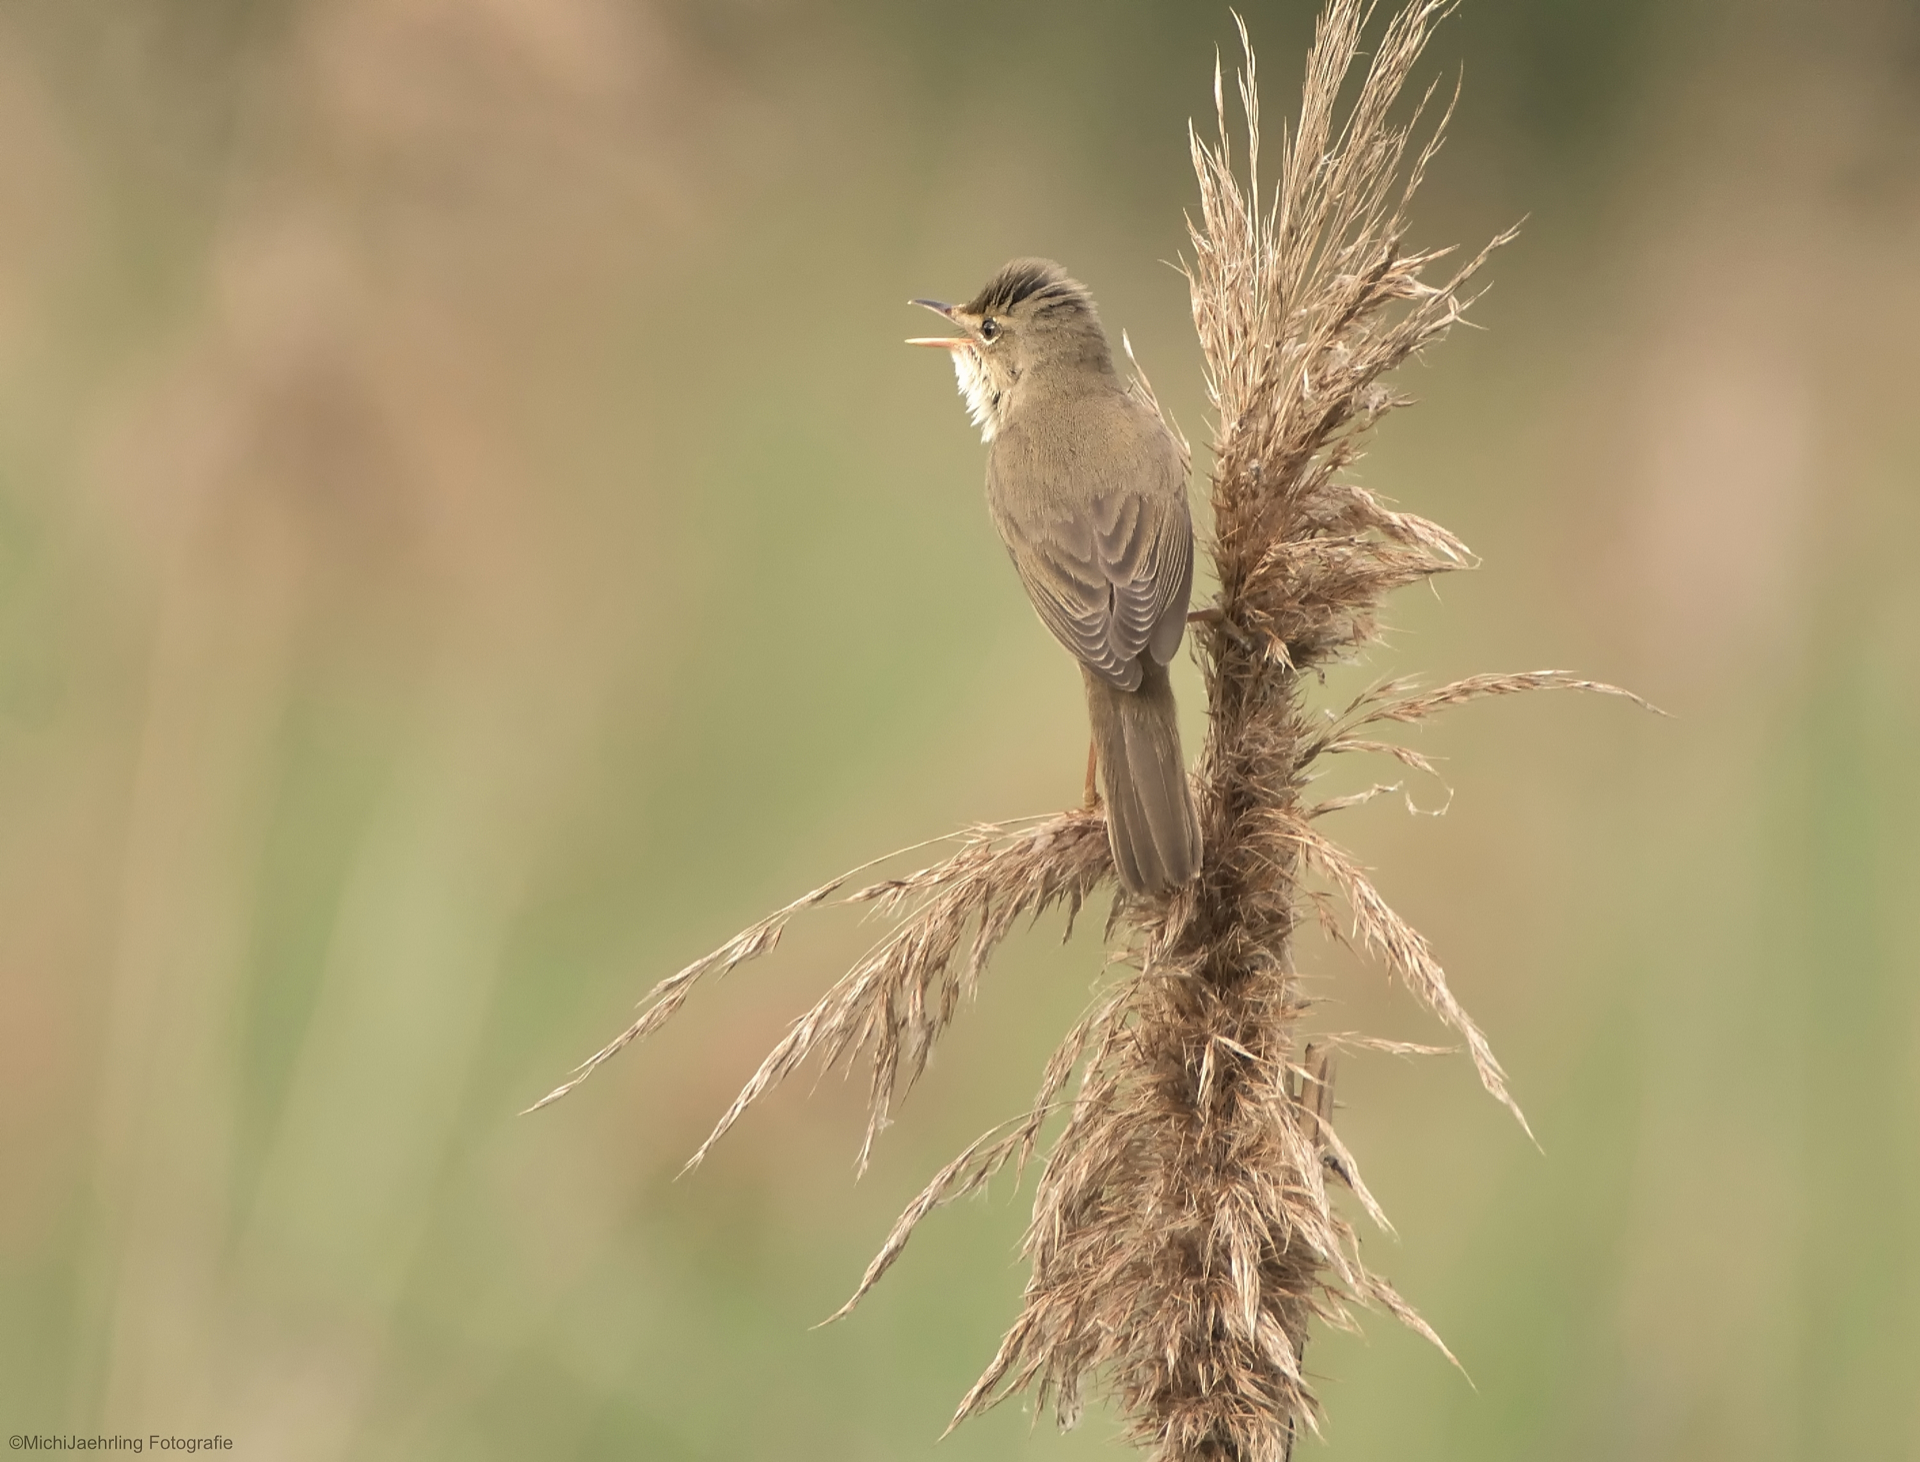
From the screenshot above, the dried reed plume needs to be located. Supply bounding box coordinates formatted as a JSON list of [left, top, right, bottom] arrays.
[[534, 2, 1649, 1455]]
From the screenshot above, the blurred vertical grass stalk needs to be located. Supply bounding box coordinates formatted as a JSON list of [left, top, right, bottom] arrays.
[[50, 0, 709, 1452], [538, 1, 1643, 1457]]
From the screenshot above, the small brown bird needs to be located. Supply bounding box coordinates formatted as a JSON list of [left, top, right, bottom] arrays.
[[909, 258, 1202, 896]]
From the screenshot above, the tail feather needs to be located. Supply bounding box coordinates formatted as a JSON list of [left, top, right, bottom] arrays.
[[1084, 661, 1202, 896]]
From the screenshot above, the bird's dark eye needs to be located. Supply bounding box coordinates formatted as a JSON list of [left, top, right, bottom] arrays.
[[979, 317, 1000, 343]]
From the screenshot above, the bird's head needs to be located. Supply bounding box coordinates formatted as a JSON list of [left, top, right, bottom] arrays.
[[907, 258, 1113, 440]]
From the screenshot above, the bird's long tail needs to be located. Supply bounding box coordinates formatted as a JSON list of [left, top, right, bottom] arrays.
[[1084, 660, 1202, 897]]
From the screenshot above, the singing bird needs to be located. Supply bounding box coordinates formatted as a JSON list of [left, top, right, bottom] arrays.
[[909, 258, 1202, 896]]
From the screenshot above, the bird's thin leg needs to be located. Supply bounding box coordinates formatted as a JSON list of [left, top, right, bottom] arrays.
[[1191, 603, 1258, 651], [1083, 738, 1101, 811]]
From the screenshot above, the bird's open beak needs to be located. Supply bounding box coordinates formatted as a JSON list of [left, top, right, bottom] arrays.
[[906, 297, 968, 349]]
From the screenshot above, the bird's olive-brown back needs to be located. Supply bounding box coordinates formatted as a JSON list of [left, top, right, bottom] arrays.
[[987, 385, 1194, 691]]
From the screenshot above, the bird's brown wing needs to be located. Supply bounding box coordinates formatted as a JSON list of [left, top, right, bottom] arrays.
[[988, 405, 1194, 691]]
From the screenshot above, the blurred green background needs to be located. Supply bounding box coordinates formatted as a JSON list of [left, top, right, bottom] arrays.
[[1, 0, 1916, 1457]]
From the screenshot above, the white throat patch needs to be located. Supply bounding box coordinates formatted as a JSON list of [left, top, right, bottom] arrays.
[[949, 345, 1001, 442]]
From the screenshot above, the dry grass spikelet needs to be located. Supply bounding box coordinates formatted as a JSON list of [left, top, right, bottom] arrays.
[[533, 2, 1653, 1456]]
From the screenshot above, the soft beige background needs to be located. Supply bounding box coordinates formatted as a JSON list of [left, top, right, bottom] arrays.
[[0, 0, 1915, 1457]]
